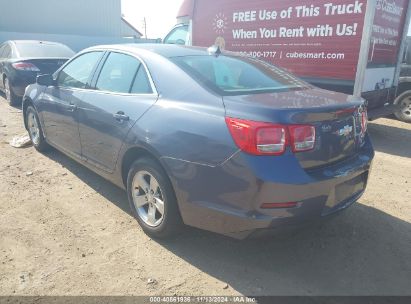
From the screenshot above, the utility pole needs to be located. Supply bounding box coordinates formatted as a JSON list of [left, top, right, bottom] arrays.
[[142, 17, 147, 38]]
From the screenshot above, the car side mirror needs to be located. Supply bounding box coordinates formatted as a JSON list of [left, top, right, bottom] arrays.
[[36, 74, 55, 86]]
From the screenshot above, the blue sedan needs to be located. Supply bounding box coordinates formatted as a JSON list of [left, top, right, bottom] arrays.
[[22, 44, 374, 239]]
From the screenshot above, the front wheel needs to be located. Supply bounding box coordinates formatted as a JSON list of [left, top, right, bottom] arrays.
[[26, 105, 49, 152], [127, 157, 183, 238], [394, 91, 411, 123]]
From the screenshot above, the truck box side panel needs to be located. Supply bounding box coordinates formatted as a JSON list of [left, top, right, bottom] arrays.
[[362, 0, 409, 93], [192, 0, 367, 82]]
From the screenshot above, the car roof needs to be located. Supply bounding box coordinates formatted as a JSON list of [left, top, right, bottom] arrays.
[[85, 43, 220, 58], [9, 40, 66, 45]]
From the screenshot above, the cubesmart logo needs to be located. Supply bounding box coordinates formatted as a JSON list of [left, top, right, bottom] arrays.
[[213, 12, 228, 34]]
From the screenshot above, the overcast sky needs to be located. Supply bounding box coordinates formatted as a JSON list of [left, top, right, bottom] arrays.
[[121, 0, 184, 39]]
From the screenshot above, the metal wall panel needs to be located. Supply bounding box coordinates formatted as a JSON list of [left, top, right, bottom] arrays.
[[0, 0, 122, 37]]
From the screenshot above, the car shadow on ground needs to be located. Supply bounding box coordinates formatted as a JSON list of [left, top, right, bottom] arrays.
[[368, 120, 411, 158], [0, 92, 23, 111], [157, 204, 411, 295], [43, 147, 411, 296], [44, 148, 132, 217]]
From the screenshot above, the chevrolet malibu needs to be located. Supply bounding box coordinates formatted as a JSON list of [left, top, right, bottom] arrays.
[[22, 44, 374, 239]]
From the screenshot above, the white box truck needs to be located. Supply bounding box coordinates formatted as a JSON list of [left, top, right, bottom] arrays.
[[164, 0, 411, 121]]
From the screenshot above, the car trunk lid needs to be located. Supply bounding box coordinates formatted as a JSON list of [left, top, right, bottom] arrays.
[[18, 58, 69, 74], [223, 88, 367, 169]]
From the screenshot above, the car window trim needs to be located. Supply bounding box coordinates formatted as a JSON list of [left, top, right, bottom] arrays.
[[89, 51, 110, 89], [52, 48, 158, 96], [88, 49, 158, 96], [128, 63, 143, 93], [55, 50, 105, 90], [11, 42, 19, 58]]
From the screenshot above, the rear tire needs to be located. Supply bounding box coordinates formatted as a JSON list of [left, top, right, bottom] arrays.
[[127, 157, 183, 239], [25, 105, 49, 152], [4, 77, 19, 106], [394, 91, 411, 123]]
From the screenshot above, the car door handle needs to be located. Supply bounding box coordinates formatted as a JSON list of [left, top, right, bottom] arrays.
[[113, 111, 129, 122], [67, 103, 77, 112]]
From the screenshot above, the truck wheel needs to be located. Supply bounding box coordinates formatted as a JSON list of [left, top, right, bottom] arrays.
[[127, 157, 183, 238], [394, 91, 411, 123]]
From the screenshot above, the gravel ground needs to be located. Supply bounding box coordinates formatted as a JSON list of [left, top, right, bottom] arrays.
[[0, 95, 410, 296]]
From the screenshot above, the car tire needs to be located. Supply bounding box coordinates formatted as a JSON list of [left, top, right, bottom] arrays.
[[25, 105, 49, 152], [394, 91, 411, 123], [127, 157, 183, 238], [4, 77, 19, 106]]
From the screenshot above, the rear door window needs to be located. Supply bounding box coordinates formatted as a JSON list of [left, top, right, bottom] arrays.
[[95, 52, 142, 94], [2, 45, 12, 59], [57, 51, 103, 89], [130, 66, 153, 94]]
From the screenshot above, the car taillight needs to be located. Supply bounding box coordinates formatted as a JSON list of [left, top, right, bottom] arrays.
[[225, 117, 287, 155], [256, 126, 287, 154], [12, 62, 40, 72], [288, 125, 316, 152], [225, 117, 316, 156]]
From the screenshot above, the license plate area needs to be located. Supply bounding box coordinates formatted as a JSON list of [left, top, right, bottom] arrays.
[[322, 172, 367, 216]]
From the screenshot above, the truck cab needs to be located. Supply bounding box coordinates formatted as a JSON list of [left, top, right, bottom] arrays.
[[163, 24, 189, 45]]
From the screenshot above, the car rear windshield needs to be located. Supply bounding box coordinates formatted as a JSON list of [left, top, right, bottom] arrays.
[[170, 55, 309, 96], [16, 42, 74, 58]]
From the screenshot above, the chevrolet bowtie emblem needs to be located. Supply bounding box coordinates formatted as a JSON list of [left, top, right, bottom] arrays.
[[335, 125, 353, 136]]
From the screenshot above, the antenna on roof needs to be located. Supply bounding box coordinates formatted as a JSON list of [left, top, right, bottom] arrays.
[[207, 45, 222, 57]]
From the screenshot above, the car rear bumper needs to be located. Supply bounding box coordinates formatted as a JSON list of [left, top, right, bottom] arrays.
[[8, 72, 37, 97], [163, 135, 374, 239]]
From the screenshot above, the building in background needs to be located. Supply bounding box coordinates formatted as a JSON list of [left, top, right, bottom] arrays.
[[0, 0, 143, 51], [121, 16, 143, 39]]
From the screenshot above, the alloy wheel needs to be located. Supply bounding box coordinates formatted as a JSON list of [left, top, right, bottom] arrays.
[[27, 111, 40, 145], [132, 171, 165, 227]]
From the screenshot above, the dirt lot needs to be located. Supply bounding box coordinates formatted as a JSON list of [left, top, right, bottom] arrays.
[[0, 95, 410, 296]]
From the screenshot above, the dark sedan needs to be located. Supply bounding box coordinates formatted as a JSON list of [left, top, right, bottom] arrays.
[[0, 40, 74, 105], [22, 44, 374, 239]]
